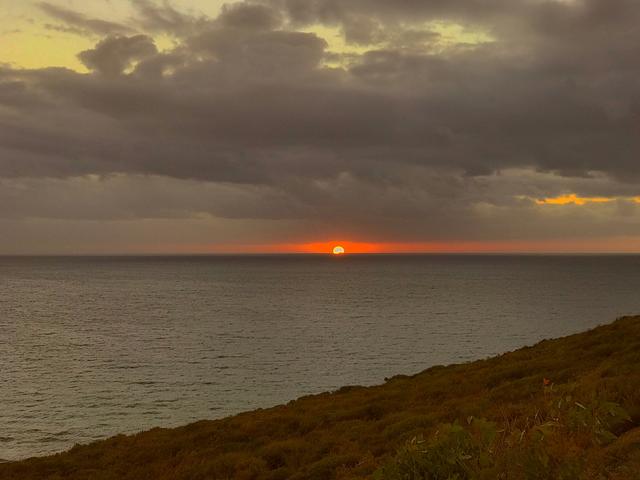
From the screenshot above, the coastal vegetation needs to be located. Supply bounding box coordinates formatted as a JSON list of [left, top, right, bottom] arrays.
[[1, 316, 639, 479]]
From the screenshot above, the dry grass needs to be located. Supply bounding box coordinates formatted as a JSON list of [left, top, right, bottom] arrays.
[[2, 316, 639, 479]]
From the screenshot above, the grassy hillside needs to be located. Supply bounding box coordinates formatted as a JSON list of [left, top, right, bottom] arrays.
[[2, 316, 640, 479]]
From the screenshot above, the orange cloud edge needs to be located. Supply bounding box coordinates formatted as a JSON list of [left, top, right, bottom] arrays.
[[534, 194, 640, 206]]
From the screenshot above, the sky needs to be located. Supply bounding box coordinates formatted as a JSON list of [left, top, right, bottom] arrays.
[[1, 0, 640, 254]]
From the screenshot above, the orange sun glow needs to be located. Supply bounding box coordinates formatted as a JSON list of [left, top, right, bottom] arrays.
[[332, 245, 345, 255]]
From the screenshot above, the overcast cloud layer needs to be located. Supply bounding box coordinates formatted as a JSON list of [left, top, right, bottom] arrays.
[[1, 0, 640, 253]]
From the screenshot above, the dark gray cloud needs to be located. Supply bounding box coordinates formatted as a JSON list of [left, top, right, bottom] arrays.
[[130, 0, 211, 36], [78, 35, 158, 76], [274, 0, 640, 32], [218, 2, 283, 30], [38, 2, 134, 36], [2, 0, 640, 251]]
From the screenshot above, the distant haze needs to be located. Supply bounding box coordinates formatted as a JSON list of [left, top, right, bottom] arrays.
[[1, 0, 640, 253]]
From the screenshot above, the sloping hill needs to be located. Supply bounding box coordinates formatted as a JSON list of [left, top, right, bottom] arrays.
[[2, 316, 639, 479]]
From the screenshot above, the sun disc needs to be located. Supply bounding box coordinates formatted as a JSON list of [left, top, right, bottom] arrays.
[[332, 245, 345, 255]]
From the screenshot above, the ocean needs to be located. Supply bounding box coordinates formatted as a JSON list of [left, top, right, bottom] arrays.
[[2, 254, 640, 460]]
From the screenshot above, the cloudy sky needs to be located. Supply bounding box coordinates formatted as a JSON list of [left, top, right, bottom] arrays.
[[1, 0, 639, 253]]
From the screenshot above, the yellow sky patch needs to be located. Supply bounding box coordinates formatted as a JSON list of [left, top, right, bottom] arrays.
[[0, 29, 92, 71], [428, 21, 493, 49], [1, 0, 493, 72], [0, 0, 214, 71], [304, 21, 493, 68]]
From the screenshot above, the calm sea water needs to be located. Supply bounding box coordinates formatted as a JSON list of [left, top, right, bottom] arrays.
[[2, 254, 640, 460]]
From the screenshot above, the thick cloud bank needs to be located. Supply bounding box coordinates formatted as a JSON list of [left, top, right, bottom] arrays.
[[1, 0, 640, 252]]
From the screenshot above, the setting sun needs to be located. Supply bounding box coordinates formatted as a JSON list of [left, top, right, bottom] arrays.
[[332, 246, 345, 255]]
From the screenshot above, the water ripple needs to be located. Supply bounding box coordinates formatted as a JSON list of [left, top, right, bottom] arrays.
[[1, 255, 640, 460]]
